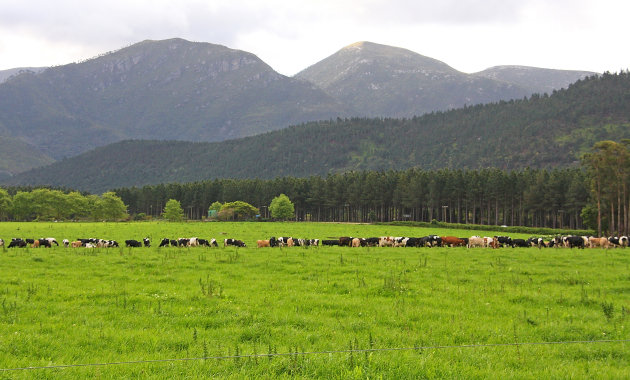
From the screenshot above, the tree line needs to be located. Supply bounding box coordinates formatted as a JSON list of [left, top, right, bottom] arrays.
[[109, 167, 591, 230], [2, 141, 629, 237]]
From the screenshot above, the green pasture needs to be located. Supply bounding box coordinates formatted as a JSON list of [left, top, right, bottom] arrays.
[[1, 222, 629, 379]]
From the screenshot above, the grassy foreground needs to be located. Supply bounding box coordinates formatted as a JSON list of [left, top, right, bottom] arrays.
[[1, 222, 629, 379]]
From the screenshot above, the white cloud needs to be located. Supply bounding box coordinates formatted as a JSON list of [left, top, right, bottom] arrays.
[[0, 0, 628, 74]]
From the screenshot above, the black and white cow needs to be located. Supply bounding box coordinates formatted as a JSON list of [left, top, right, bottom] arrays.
[[0, 238, 4, 247], [564, 235, 585, 249], [8, 239, 27, 248], [224, 238, 246, 247], [125, 239, 142, 248], [143, 238, 150, 247], [322, 240, 339, 246]]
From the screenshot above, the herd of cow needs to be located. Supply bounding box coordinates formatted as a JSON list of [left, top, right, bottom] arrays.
[[320, 235, 630, 249], [1, 235, 628, 250]]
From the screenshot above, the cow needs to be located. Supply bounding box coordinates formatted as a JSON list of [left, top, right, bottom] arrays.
[[322, 240, 340, 246], [351, 238, 362, 247], [9, 239, 27, 248], [31, 240, 40, 248], [287, 237, 295, 247], [363, 237, 380, 247], [257, 240, 271, 248], [467, 236, 485, 248], [589, 237, 610, 249], [125, 240, 142, 248], [565, 235, 585, 249], [197, 238, 213, 247], [484, 237, 499, 249], [188, 238, 199, 247], [43, 238, 59, 246], [511, 239, 529, 248], [393, 237, 408, 247], [307, 239, 319, 246], [62, 239, 69, 248], [37, 238, 52, 248], [159, 238, 170, 247], [0, 238, 4, 247], [620, 236, 629, 248], [404, 237, 421, 247], [339, 237, 353, 247], [526, 237, 545, 248], [224, 238, 246, 247], [143, 238, 151, 247], [441, 236, 467, 247], [71, 241, 83, 248], [495, 236, 512, 248], [379, 236, 394, 247]]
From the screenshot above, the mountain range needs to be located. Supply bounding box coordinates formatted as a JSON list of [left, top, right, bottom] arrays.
[[0, 38, 594, 177], [5, 71, 629, 194]]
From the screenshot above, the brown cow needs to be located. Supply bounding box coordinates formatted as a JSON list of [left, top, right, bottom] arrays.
[[71, 241, 83, 248], [257, 240, 270, 248], [31, 240, 40, 248], [589, 237, 610, 249], [352, 238, 362, 247], [441, 236, 467, 247]]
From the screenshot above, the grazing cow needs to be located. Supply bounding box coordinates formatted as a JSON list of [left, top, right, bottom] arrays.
[[125, 240, 142, 248], [38, 238, 52, 248], [393, 237, 408, 247], [565, 236, 585, 249], [287, 237, 295, 247], [307, 239, 319, 246], [188, 238, 199, 247], [363, 237, 380, 247], [31, 240, 40, 248], [43, 238, 59, 246], [143, 238, 150, 247], [404, 237, 420, 247], [257, 240, 271, 248], [85, 243, 96, 248], [351, 238, 362, 247], [511, 239, 529, 248], [8, 239, 27, 248], [62, 239, 69, 248], [484, 237, 498, 249], [379, 236, 394, 247], [526, 237, 545, 248], [322, 240, 340, 246], [441, 236, 467, 247], [0, 238, 4, 247], [71, 241, 82, 248], [495, 236, 512, 247], [620, 236, 629, 248], [224, 238, 246, 247], [589, 237, 610, 249], [159, 238, 170, 247], [467, 236, 485, 248], [339, 237, 353, 247]]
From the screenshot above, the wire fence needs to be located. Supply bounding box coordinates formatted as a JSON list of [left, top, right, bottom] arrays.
[[1, 339, 628, 372]]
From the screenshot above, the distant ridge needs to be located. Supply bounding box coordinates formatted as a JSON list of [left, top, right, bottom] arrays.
[[0, 38, 596, 175], [4, 71, 628, 194]]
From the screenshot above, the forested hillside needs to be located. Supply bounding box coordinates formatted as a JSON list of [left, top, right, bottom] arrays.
[[3, 71, 630, 194]]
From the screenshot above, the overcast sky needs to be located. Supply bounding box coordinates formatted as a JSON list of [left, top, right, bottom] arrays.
[[1, 0, 627, 75]]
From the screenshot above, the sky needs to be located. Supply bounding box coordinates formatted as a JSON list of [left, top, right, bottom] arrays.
[[0, 0, 628, 76]]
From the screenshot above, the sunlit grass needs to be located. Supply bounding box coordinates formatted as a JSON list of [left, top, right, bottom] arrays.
[[0, 222, 628, 378]]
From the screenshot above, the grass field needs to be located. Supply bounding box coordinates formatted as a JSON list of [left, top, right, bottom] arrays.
[[1, 222, 629, 379]]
